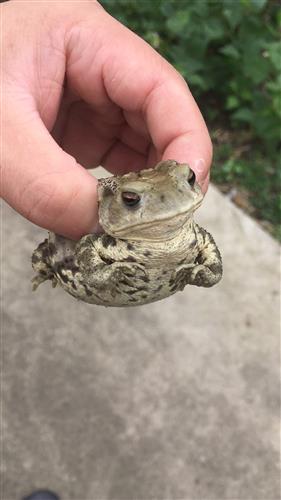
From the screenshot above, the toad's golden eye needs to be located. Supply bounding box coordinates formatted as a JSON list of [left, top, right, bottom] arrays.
[[188, 169, 196, 187], [121, 192, 141, 207]]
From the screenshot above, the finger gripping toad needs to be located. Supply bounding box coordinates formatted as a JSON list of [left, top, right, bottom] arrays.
[[32, 160, 223, 307]]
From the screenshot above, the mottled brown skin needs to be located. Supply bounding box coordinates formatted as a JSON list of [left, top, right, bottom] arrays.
[[32, 160, 223, 307]]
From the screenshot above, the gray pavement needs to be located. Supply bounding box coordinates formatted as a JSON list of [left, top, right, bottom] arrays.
[[2, 183, 280, 500]]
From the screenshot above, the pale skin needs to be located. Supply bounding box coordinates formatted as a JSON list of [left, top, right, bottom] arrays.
[[1, 0, 213, 240]]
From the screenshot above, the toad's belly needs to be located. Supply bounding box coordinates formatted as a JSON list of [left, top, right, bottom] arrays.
[[54, 265, 180, 307]]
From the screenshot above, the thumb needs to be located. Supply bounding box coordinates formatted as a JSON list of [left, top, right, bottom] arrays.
[[2, 102, 98, 240]]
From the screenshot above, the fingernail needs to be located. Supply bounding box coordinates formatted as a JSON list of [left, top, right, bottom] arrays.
[[192, 158, 207, 186], [193, 158, 206, 174]]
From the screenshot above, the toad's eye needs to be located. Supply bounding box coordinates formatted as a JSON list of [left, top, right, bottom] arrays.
[[122, 192, 141, 207], [188, 169, 196, 187]]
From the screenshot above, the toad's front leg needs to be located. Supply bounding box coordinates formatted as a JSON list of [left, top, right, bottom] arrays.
[[76, 235, 148, 294], [172, 224, 223, 290]]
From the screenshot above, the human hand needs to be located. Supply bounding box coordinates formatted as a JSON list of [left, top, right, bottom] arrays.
[[1, 0, 212, 240]]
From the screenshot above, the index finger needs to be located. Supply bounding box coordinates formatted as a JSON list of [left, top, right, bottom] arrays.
[[143, 70, 213, 189], [66, 6, 212, 188]]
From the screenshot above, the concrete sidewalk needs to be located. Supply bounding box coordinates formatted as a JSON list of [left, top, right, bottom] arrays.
[[2, 184, 280, 500]]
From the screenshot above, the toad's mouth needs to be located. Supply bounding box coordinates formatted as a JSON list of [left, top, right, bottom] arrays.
[[100, 211, 197, 241]]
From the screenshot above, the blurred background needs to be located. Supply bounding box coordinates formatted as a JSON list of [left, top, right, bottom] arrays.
[[101, 0, 281, 240]]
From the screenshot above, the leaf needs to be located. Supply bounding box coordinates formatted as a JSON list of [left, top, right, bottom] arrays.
[[272, 95, 281, 118], [203, 18, 226, 41], [166, 10, 190, 34], [232, 108, 254, 122], [250, 0, 267, 11], [144, 31, 161, 49], [242, 46, 271, 84], [226, 95, 240, 109], [188, 73, 208, 90], [223, 4, 243, 29], [266, 41, 281, 71], [220, 44, 240, 59]]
